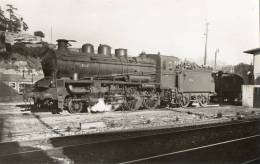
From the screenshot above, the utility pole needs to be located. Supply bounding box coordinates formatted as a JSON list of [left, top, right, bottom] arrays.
[[214, 48, 219, 70], [204, 22, 209, 65], [51, 26, 53, 43]]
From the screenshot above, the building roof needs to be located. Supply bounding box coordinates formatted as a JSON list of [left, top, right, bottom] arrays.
[[244, 48, 260, 55]]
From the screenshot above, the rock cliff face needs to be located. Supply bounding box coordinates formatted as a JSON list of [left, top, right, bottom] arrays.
[[0, 43, 48, 70], [0, 32, 45, 100], [0, 53, 43, 73], [0, 31, 47, 70]]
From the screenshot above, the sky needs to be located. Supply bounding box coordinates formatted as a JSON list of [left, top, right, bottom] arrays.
[[0, 0, 259, 65]]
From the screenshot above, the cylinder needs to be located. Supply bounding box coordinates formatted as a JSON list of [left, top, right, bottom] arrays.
[[82, 43, 94, 54], [98, 44, 111, 56], [115, 48, 127, 58]]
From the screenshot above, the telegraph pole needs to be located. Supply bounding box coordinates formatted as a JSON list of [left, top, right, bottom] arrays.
[[51, 26, 53, 43], [204, 22, 209, 65], [214, 48, 219, 70]]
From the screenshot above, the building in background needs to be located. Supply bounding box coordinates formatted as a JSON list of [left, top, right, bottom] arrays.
[[242, 0, 260, 108], [0, 67, 43, 94]]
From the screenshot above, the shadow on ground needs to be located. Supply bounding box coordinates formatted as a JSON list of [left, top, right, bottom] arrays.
[[0, 117, 57, 163]]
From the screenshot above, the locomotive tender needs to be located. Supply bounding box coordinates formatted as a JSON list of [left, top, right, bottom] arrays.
[[29, 39, 215, 113]]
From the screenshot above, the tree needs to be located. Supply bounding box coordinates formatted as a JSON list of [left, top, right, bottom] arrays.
[[6, 4, 17, 32], [234, 63, 254, 85], [22, 18, 28, 31], [0, 6, 7, 31], [0, 4, 29, 32]]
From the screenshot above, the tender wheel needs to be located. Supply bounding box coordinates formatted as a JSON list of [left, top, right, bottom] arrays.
[[198, 95, 208, 107], [68, 100, 83, 113], [178, 95, 190, 107]]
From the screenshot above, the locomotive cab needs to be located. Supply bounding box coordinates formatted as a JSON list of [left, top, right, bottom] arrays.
[[144, 53, 179, 89], [159, 55, 179, 90], [144, 54, 179, 106]]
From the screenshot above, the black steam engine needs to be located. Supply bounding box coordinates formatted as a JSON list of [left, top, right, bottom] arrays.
[[212, 71, 244, 104], [27, 39, 215, 113]]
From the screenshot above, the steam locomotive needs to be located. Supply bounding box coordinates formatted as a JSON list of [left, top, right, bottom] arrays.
[[26, 39, 215, 113], [212, 71, 244, 104]]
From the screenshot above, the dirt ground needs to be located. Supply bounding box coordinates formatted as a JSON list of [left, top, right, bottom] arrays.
[[0, 103, 260, 142]]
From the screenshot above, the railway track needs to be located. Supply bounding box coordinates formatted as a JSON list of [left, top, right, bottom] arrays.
[[241, 157, 260, 164], [120, 134, 260, 163], [1, 118, 260, 163]]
